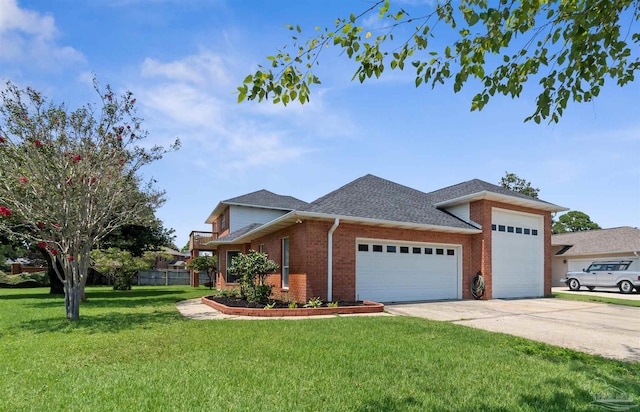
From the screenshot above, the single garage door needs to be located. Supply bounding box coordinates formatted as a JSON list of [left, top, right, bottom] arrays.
[[356, 239, 461, 302], [491, 208, 544, 298]]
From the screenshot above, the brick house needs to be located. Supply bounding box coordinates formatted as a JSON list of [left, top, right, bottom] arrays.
[[189, 174, 566, 303]]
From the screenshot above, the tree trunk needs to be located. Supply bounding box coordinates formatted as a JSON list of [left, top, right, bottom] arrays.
[[65, 285, 81, 320], [41, 252, 64, 295]]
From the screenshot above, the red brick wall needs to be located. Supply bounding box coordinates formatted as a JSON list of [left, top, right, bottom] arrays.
[[216, 243, 250, 289], [249, 221, 314, 303], [213, 207, 230, 239], [217, 199, 553, 302]]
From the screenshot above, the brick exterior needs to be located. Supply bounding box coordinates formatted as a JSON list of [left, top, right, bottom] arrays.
[[215, 243, 250, 289], [470, 200, 552, 299], [241, 219, 474, 302], [210, 201, 553, 303]]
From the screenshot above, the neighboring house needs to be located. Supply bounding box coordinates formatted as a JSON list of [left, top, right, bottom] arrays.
[[552, 227, 640, 286], [189, 174, 566, 303], [154, 247, 189, 270]]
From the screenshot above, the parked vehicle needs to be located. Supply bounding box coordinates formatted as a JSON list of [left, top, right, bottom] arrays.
[[563, 260, 640, 294]]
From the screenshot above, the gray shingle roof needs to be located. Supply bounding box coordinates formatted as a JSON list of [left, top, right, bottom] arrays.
[[224, 189, 308, 210], [215, 223, 264, 242], [552, 226, 640, 256], [425, 178, 553, 204], [301, 174, 476, 229]]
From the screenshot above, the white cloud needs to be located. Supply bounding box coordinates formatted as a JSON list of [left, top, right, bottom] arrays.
[[0, 0, 84, 68], [135, 51, 334, 174], [141, 52, 230, 87]]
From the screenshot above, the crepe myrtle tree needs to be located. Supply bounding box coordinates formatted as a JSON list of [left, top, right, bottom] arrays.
[[0, 81, 179, 320], [238, 0, 639, 123]]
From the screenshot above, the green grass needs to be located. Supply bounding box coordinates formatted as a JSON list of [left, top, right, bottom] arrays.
[[553, 291, 640, 307], [1, 287, 638, 411]]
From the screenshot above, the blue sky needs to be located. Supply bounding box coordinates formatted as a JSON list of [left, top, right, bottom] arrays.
[[1, 0, 639, 248]]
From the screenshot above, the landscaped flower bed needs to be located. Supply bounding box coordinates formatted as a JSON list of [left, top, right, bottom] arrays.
[[201, 296, 384, 317]]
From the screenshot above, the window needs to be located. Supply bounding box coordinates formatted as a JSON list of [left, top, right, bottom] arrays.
[[373, 245, 383, 252], [221, 214, 226, 230], [412, 247, 421, 254], [387, 245, 396, 253], [213, 222, 217, 232], [491, 224, 497, 231], [425, 248, 433, 255], [531, 229, 538, 236], [447, 249, 455, 256], [498, 225, 506, 232], [524, 228, 531, 235], [358, 244, 369, 252], [282, 238, 289, 288], [507, 226, 514, 233], [515, 227, 523, 234], [258, 244, 265, 253], [400, 246, 409, 254], [226, 251, 240, 283], [436, 248, 444, 255]]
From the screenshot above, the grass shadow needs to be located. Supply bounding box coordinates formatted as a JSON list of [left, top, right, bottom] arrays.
[[355, 395, 423, 412], [518, 376, 631, 412], [26, 295, 196, 310], [16, 310, 185, 334], [0, 291, 63, 300]]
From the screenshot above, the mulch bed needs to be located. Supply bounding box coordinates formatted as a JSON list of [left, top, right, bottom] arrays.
[[208, 296, 366, 309]]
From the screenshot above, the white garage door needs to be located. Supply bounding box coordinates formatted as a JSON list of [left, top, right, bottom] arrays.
[[356, 239, 461, 302], [491, 209, 544, 298]]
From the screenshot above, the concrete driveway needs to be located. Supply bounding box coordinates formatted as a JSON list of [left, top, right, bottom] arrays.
[[385, 298, 640, 362]]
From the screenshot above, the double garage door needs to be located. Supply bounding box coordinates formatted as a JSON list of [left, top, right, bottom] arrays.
[[356, 239, 461, 302]]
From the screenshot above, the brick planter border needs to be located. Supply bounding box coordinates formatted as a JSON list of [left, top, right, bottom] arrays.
[[201, 296, 384, 317]]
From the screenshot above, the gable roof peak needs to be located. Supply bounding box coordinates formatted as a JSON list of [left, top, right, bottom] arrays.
[[223, 189, 308, 210]]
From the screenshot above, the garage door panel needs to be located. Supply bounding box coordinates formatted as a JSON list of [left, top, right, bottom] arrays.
[[492, 209, 544, 298], [356, 240, 460, 302]]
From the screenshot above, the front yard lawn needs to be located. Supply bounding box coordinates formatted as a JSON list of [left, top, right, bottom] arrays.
[[1, 287, 638, 411], [553, 291, 640, 307]]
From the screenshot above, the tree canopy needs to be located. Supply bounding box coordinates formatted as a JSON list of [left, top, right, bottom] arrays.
[[0, 81, 179, 320], [552, 210, 601, 233], [499, 172, 540, 198], [187, 255, 218, 290], [239, 0, 639, 123], [91, 247, 155, 290]]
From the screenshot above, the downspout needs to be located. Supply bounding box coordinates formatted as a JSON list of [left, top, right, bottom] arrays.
[[327, 218, 340, 302]]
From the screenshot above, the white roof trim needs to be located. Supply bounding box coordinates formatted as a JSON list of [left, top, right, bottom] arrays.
[[434, 191, 568, 212], [554, 250, 640, 257], [205, 201, 297, 224]]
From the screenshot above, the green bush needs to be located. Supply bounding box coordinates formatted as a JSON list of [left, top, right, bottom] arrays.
[[0, 271, 49, 288], [227, 250, 278, 304]]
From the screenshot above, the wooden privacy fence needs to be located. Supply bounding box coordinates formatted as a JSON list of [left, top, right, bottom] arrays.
[[136, 269, 191, 286]]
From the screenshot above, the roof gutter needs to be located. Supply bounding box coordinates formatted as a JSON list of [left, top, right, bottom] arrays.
[[327, 218, 340, 302]]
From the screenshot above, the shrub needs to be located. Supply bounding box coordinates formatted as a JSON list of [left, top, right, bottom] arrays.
[[228, 251, 278, 304], [303, 297, 323, 308], [0, 271, 49, 288]]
